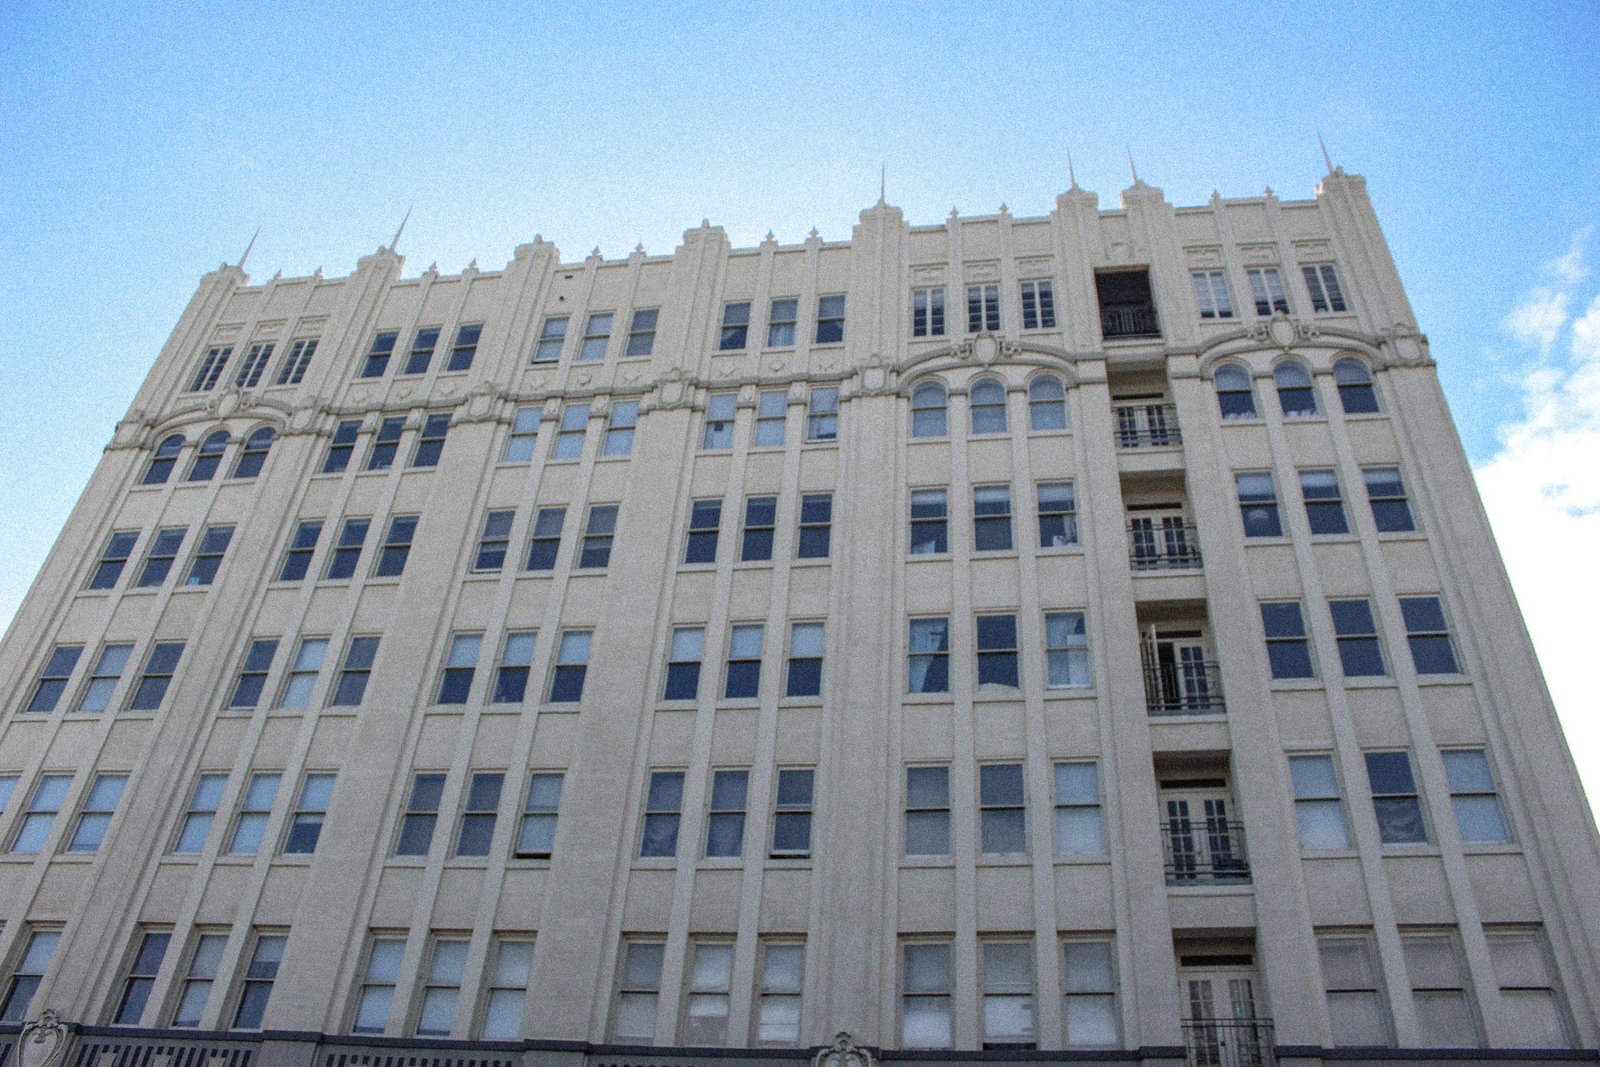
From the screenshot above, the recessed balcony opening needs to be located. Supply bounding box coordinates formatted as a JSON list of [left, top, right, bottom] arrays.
[[1126, 497, 1201, 572], [1176, 940, 1276, 1067], [1138, 611, 1224, 716], [1097, 269, 1160, 339], [1157, 760, 1250, 886]]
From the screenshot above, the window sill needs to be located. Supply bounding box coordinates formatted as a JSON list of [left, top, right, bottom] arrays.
[[1268, 679, 1325, 691], [778, 697, 824, 708], [903, 693, 954, 704], [1374, 531, 1428, 541], [1342, 676, 1396, 689], [1415, 674, 1472, 687], [1379, 844, 1441, 856], [386, 857, 429, 868], [1342, 411, 1388, 421], [766, 856, 812, 867], [907, 552, 951, 561], [1308, 534, 1361, 543], [1053, 854, 1112, 866], [364, 578, 403, 587], [971, 551, 1021, 560], [679, 563, 718, 572], [1044, 686, 1097, 696], [791, 557, 831, 567], [976, 855, 1031, 867], [1461, 843, 1521, 856], [1166, 882, 1254, 895], [539, 703, 581, 713], [1219, 416, 1265, 425], [1036, 546, 1085, 556], [632, 857, 679, 870], [594, 455, 631, 464], [1241, 536, 1293, 545], [1299, 848, 1360, 859], [900, 856, 955, 868], [698, 858, 746, 869], [1278, 414, 1328, 424], [545, 457, 581, 466], [442, 859, 492, 870], [801, 440, 839, 449], [464, 571, 502, 581]]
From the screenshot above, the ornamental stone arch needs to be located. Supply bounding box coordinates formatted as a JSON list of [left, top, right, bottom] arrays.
[[892, 337, 1082, 397]]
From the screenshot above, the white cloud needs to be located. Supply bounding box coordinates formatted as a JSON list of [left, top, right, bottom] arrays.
[[1502, 287, 1569, 353], [1545, 224, 1592, 285]]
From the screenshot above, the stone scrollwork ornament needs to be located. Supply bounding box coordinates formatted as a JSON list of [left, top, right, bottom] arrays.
[[813, 1031, 876, 1067], [18, 1009, 71, 1067]]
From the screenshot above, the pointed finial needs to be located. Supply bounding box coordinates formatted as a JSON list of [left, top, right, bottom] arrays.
[[428, 261, 438, 273], [808, 227, 819, 239], [591, 246, 602, 258], [879, 163, 886, 206], [467, 258, 478, 270], [999, 202, 1008, 215], [1067, 151, 1079, 190], [1126, 147, 1139, 185], [1318, 133, 1335, 176], [701, 218, 710, 229], [764, 230, 775, 243], [389, 208, 411, 253], [634, 242, 645, 254], [237, 227, 260, 269]]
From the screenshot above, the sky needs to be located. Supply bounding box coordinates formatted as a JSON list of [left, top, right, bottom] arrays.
[[1, 3, 1597, 801]]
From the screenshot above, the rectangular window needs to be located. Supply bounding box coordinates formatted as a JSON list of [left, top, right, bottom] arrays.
[[444, 323, 481, 372], [404, 326, 439, 375], [1020, 279, 1056, 328], [374, 515, 417, 577], [719, 301, 750, 350], [1302, 264, 1348, 313], [1402, 931, 1478, 1047], [1054, 762, 1104, 854], [910, 488, 948, 554], [1262, 601, 1315, 679], [0, 930, 60, 1022], [553, 402, 589, 459], [905, 765, 950, 856], [613, 940, 664, 1041], [67, 772, 127, 852], [968, 283, 1000, 332], [577, 312, 612, 362], [1044, 611, 1091, 688], [532, 315, 568, 363], [548, 630, 590, 702], [10, 774, 72, 852], [175, 772, 228, 853], [1400, 596, 1460, 674], [982, 940, 1035, 1047], [1442, 749, 1509, 843], [396, 773, 445, 856], [973, 485, 1013, 551], [1192, 270, 1234, 318], [352, 936, 405, 1034], [786, 622, 824, 697], [279, 637, 327, 707], [724, 624, 763, 699], [323, 419, 360, 473], [807, 386, 839, 442], [437, 633, 482, 704], [1330, 599, 1386, 677], [767, 297, 798, 347], [129, 641, 184, 710], [330, 637, 379, 706], [908, 617, 950, 694], [135, 527, 187, 587], [1037, 481, 1078, 548], [1290, 754, 1350, 848], [525, 506, 565, 571], [189, 345, 232, 391], [79, 642, 132, 713], [278, 520, 322, 582], [184, 524, 234, 586], [474, 510, 514, 572], [231, 932, 286, 1029], [741, 496, 776, 561], [411, 413, 450, 467], [360, 331, 398, 377], [703, 393, 737, 449], [1301, 469, 1350, 534], [796, 492, 832, 558], [1318, 933, 1390, 1047], [625, 308, 658, 357], [480, 938, 534, 1039], [25, 644, 82, 713], [516, 772, 563, 858], [640, 771, 684, 857], [493, 631, 538, 703], [815, 294, 845, 343], [1236, 471, 1283, 537], [1246, 267, 1290, 315], [578, 504, 618, 569], [283, 773, 335, 853], [172, 932, 228, 1026], [772, 769, 814, 857], [754, 389, 787, 446], [705, 769, 748, 858], [912, 286, 945, 337], [1366, 751, 1427, 844], [89, 530, 139, 590], [366, 416, 405, 470], [979, 763, 1026, 854], [685, 498, 721, 563], [682, 939, 733, 1044], [0, 776, 14, 813], [455, 772, 504, 857], [755, 940, 804, 1044], [603, 400, 637, 456], [1486, 929, 1572, 1048], [234, 342, 273, 387], [504, 407, 540, 461], [976, 614, 1020, 688], [276, 338, 317, 385], [227, 772, 281, 854], [664, 626, 704, 700], [1062, 940, 1117, 1046], [326, 518, 369, 580], [114, 930, 171, 1025], [902, 941, 953, 1047]]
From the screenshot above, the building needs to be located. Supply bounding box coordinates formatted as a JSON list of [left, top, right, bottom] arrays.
[[1, 166, 1598, 1067]]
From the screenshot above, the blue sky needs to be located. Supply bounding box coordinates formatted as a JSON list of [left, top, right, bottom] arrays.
[[2, 3, 1598, 793]]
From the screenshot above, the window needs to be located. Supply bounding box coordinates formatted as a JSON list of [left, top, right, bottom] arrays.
[[1290, 755, 1350, 848], [912, 286, 945, 337], [1331, 360, 1380, 415], [0, 930, 60, 1022], [755, 940, 804, 1044], [172, 932, 228, 1026], [0, 776, 14, 813], [1442, 749, 1509, 843], [284, 773, 334, 853], [685, 498, 721, 563], [613, 941, 665, 1041], [1330, 599, 1386, 677], [1029, 375, 1068, 430], [754, 389, 787, 446], [275, 338, 317, 385], [909, 489, 948, 554], [227, 639, 278, 709], [1363, 467, 1416, 532], [578, 313, 612, 362], [1037, 482, 1077, 548], [187, 431, 230, 481], [1044, 611, 1090, 688], [10, 774, 71, 852], [129, 641, 184, 710], [456, 772, 504, 857], [1214, 364, 1257, 418], [184, 524, 234, 586], [1275, 360, 1319, 417], [741, 496, 776, 561], [705, 769, 748, 857], [976, 614, 1019, 689], [640, 771, 684, 857], [525, 506, 565, 570], [1486, 929, 1572, 1048], [492, 632, 538, 703], [902, 941, 952, 1047], [724, 624, 763, 699], [480, 938, 535, 1038], [375, 515, 417, 577], [67, 772, 127, 851], [233, 343, 273, 388], [625, 308, 658, 357], [979, 764, 1026, 854], [1020, 279, 1056, 329], [1246, 267, 1290, 315], [603, 401, 637, 456], [143, 433, 186, 485], [1062, 940, 1117, 1046], [908, 617, 950, 694], [532, 315, 568, 362], [1054, 762, 1104, 853], [352, 937, 405, 1033], [189, 346, 232, 391], [905, 765, 950, 856], [796, 493, 831, 558], [516, 772, 562, 857], [548, 630, 590, 702], [982, 940, 1035, 1047], [1366, 751, 1427, 844], [1236, 472, 1283, 537], [815, 294, 845, 343], [437, 633, 482, 704], [366, 416, 405, 470], [396, 774, 445, 855], [910, 381, 947, 437], [772, 769, 813, 857], [973, 484, 1013, 551], [1400, 596, 1460, 674], [403, 326, 440, 375], [444, 323, 480, 374], [664, 626, 704, 700], [807, 386, 838, 442], [136, 527, 187, 587], [968, 283, 1000, 332], [786, 623, 824, 697], [1193, 270, 1234, 318], [767, 297, 798, 347], [969, 378, 1008, 434], [232, 933, 286, 1029], [1302, 264, 1348, 313], [25, 644, 82, 713], [504, 407, 539, 461], [228, 772, 281, 854], [1260, 601, 1316, 679], [114, 930, 171, 1025], [360, 331, 398, 377], [171, 773, 226, 855], [473, 510, 514, 572], [719, 301, 750, 350], [89, 530, 139, 589], [553, 402, 588, 459], [703, 393, 736, 449], [412, 413, 450, 467], [1318, 934, 1390, 1047], [280, 637, 326, 707], [330, 637, 379, 706], [79, 643, 132, 712], [323, 420, 360, 473], [232, 426, 275, 478], [1300, 469, 1349, 534], [576, 504, 618, 568], [1402, 932, 1478, 1047], [682, 939, 734, 1044]]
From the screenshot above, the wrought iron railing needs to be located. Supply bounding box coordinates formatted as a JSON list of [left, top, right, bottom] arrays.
[[1100, 303, 1161, 338], [1129, 521, 1202, 570], [1143, 661, 1225, 716], [1113, 403, 1181, 448], [1162, 818, 1250, 885], [1181, 1017, 1275, 1067]]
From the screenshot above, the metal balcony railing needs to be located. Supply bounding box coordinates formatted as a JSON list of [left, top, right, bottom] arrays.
[[1143, 661, 1225, 716], [1162, 817, 1250, 885], [1129, 521, 1202, 570], [1114, 403, 1181, 448], [1100, 302, 1161, 338], [1182, 1017, 1276, 1067]]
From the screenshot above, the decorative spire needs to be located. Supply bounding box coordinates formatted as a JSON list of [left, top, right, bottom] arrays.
[[389, 208, 411, 253], [237, 227, 260, 269], [878, 163, 886, 206], [1126, 147, 1139, 185], [1318, 133, 1335, 175], [1067, 151, 1079, 190]]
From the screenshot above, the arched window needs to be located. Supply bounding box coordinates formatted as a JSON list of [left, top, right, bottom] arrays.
[[142, 434, 185, 485], [1028, 376, 1068, 431], [1274, 361, 1318, 418], [1215, 364, 1257, 419], [232, 426, 277, 478], [1334, 358, 1380, 414], [911, 381, 948, 438], [969, 379, 1008, 434], [187, 431, 230, 482]]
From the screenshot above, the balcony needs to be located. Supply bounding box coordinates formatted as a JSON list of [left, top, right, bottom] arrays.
[[1162, 817, 1250, 885], [1100, 302, 1161, 338], [1096, 269, 1161, 339], [1143, 660, 1225, 716], [1182, 1017, 1276, 1067], [1129, 520, 1201, 570], [1114, 402, 1181, 448]]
